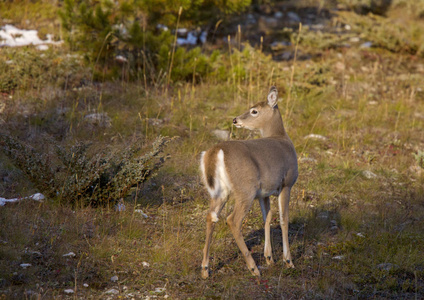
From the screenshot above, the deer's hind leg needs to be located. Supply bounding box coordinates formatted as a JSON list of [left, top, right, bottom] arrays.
[[201, 196, 228, 279], [278, 186, 294, 268], [226, 192, 260, 277], [259, 197, 273, 265]]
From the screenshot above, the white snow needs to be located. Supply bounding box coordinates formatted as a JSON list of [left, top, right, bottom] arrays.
[[0, 25, 62, 49], [0, 193, 45, 206], [176, 29, 207, 45]]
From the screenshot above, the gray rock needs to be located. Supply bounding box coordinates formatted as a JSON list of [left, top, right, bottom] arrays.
[[274, 11, 283, 18], [106, 288, 119, 295], [212, 129, 230, 140], [377, 263, 399, 271], [84, 113, 111, 128], [304, 134, 327, 141], [362, 170, 377, 179], [287, 12, 301, 23], [147, 118, 164, 127], [360, 41, 373, 48], [317, 211, 330, 220], [270, 41, 291, 52], [299, 157, 317, 163]]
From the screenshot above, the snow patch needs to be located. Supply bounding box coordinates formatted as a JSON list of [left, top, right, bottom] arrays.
[[0, 25, 62, 49], [0, 193, 45, 206]]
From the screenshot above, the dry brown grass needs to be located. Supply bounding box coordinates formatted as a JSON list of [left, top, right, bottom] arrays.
[[1, 1, 424, 299]]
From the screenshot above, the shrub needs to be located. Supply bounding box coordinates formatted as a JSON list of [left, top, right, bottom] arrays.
[[59, 0, 251, 82], [0, 134, 173, 206]]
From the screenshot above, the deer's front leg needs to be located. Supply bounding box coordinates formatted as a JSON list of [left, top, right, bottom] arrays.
[[278, 187, 294, 268]]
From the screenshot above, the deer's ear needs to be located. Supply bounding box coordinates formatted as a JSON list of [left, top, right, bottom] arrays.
[[267, 86, 278, 108]]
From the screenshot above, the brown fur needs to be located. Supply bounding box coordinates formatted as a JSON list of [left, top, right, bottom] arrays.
[[203, 147, 219, 190]]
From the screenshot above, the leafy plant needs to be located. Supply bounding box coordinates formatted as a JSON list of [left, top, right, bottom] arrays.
[[58, 0, 252, 82], [0, 134, 173, 206], [413, 150, 424, 169]]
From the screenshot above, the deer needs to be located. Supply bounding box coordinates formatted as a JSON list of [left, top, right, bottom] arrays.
[[200, 86, 298, 279]]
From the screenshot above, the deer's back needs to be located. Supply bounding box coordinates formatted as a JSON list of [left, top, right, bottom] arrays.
[[202, 137, 298, 198]]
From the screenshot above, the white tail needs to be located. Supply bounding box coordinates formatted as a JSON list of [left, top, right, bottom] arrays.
[[200, 86, 298, 278]]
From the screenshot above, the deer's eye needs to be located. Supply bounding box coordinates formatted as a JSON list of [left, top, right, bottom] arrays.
[[251, 109, 258, 115]]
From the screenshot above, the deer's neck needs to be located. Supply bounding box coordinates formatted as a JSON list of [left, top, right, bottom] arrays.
[[260, 109, 288, 138]]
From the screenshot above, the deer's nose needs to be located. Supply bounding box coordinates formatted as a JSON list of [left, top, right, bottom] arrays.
[[233, 118, 237, 124]]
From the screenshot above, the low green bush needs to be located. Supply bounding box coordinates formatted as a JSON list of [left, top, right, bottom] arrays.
[[0, 134, 173, 206], [59, 0, 251, 83]]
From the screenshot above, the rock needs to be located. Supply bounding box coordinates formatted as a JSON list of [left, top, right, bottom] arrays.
[[270, 41, 291, 52], [246, 14, 256, 25], [106, 288, 119, 295], [142, 261, 150, 268], [287, 12, 301, 23], [280, 51, 293, 61], [317, 211, 330, 220], [63, 252, 76, 258], [154, 287, 166, 293], [111, 275, 118, 282], [311, 23, 325, 30], [330, 225, 339, 232], [362, 170, 377, 179], [135, 209, 148, 218], [84, 113, 111, 128], [115, 55, 128, 63], [377, 263, 399, 271], [30, 251, 42, 258], [147, 118, 164, 127], [258, 16, 279, 32], [360, 41, 373, 48], [304, 134, 327, 141], [274, 11, 283, 18], [20, 263, 31, 269], [212, 129, 230, 140], [299, 157, 317, 163]]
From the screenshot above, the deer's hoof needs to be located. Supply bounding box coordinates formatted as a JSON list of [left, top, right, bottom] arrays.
[[201, 266, 209, 279], [249, 267, 261, 277], [265, 256, 274, 265], [285, 260, 295, 269]]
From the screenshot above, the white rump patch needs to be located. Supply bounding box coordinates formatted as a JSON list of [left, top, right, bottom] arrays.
[[200, 149, 232, 200]]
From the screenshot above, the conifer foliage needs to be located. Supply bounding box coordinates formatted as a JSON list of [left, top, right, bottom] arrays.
[[59, 0, 251, 82]]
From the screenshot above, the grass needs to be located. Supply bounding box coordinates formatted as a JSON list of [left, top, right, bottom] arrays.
[[1, 1, 424, 299]]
